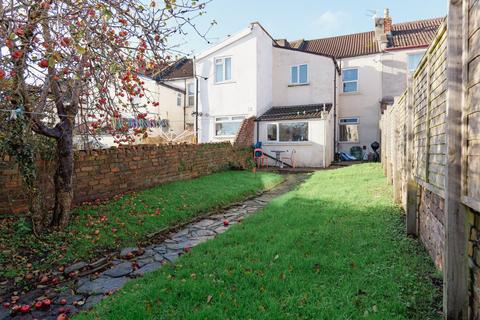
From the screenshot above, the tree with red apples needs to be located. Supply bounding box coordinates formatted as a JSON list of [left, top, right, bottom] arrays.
[[0, 0, 211, 231]]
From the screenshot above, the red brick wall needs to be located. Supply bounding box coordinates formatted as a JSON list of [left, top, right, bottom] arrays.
[[0, 143, 251, 215], [234, 117, 255, 147]]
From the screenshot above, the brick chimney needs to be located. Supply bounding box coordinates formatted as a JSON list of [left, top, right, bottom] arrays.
[[374, 8, 392, 50], [384, 8, 392, 35]]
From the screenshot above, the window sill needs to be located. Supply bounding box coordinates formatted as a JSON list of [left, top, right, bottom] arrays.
[[288, 83, 309, 87], [214, 80, 235, 85], [340, 91, 361, 96], [338, 141, 360, 144], [214, 135, 236, 139], [263, 141, 312, 146]]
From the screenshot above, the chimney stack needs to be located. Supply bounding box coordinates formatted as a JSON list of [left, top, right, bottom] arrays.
[[374, 8, 392, 50], [384, 8, 392, 35]]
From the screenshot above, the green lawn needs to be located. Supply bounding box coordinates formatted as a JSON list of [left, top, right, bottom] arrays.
[[0, 171, 283, 282], [76, 164, 441, 320]]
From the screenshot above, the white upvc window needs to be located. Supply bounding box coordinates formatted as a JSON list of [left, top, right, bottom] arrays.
[[290, 64, 308, 85], [176, 93, 182, 107], [408, 53, 424, 73], [342, 68, 358, 93], [266, 122, 309, 142], [187, 83, 195, 106], [339, 117, 360, 142], [215, 57, 232, 83], [215, 115, 244, 137]]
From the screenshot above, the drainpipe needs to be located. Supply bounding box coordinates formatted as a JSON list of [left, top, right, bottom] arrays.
[[333, 61, 339, 158], [183, 79, 186, 131], [323, 110, 327, 168], [256, 120, 259, 143], [195, 76, 199, 143]]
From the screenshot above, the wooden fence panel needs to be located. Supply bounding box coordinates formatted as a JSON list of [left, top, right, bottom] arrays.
[[380, 3, 480, 315], [466, 0, 480, 207]]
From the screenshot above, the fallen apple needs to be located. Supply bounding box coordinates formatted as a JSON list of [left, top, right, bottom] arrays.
[[34, 301, 43, 310], [42, 299, 51, 308], [223, 220, 229, 226], [57, 313, 68, 320], [59, 298, 67, 305], [20, 305, 30, 313]]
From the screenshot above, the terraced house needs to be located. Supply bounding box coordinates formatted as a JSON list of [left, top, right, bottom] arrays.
[[193, 9, 443, 167]]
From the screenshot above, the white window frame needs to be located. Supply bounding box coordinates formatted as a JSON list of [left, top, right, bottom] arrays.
[[338, 117, 360, 143], [265, 122, 309, 142], [290, 64, 309, 85], [407, 52, 424, 73], [267, 123, 278, 142], [214, 115, 244, 137], [187, 83, 195, 106], [214, 56, 232, 84], [176, 93, 182, 107], [342, 68, 359, 93]]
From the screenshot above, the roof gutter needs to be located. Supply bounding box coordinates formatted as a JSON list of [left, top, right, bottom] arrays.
[[272, 45, 341, 75], [384, 44, 430, 52]]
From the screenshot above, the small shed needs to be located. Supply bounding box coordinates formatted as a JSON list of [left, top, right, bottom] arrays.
[[255, 104, 334, 168]]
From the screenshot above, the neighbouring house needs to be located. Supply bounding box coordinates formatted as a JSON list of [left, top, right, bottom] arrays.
[[74, 58, 196, 149], [195, 23, 340, 167], [155, 58, 196, 134], [193, 9, 443, 167]]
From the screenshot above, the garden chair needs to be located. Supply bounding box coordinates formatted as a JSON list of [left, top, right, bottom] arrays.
[[281, 149, 297, 168], [253, 148, 268, 168]]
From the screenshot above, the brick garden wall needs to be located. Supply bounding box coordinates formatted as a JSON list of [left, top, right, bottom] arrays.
[[0, 143, 251, 215]]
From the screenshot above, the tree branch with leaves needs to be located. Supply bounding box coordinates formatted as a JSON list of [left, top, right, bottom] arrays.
[[0, 0, 212, 231]]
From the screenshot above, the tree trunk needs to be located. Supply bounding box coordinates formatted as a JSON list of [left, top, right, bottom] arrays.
[[51, 120, 74, 230]]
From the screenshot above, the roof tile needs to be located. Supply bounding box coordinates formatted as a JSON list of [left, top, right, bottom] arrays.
[[280, 17, 444, 59], [257, 104, 333, 121]]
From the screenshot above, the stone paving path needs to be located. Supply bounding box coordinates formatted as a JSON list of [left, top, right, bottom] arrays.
[[1, 174, 306, 320]]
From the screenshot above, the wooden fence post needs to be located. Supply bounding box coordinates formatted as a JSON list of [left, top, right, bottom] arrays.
[[405, 84, 418, 236], [444, 0, 468, 318]]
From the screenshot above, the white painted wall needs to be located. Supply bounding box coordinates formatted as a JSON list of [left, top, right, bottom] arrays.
[[337, 53, 383, 154], [272, 48, 336, 107], [195, 23, 337, 145], [337, 47, 426, 155], [196, 25, 261, 143], [382, 48, 427, 99], [257, 116, 332, 168]]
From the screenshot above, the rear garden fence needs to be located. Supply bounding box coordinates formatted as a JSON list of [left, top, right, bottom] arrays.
[[380, 1, 480, 318]]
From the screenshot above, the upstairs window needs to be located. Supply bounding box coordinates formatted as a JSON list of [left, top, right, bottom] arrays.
[[215, 57, 232, 83], [291, 64, 308, 85], [187, 83, 195, 106], [408, 53, 424, 73], [339, 117, 359, 142], [342, 68, 358, 93]]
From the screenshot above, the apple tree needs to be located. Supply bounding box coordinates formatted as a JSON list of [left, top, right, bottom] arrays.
[[0, 0, 211, 231]]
